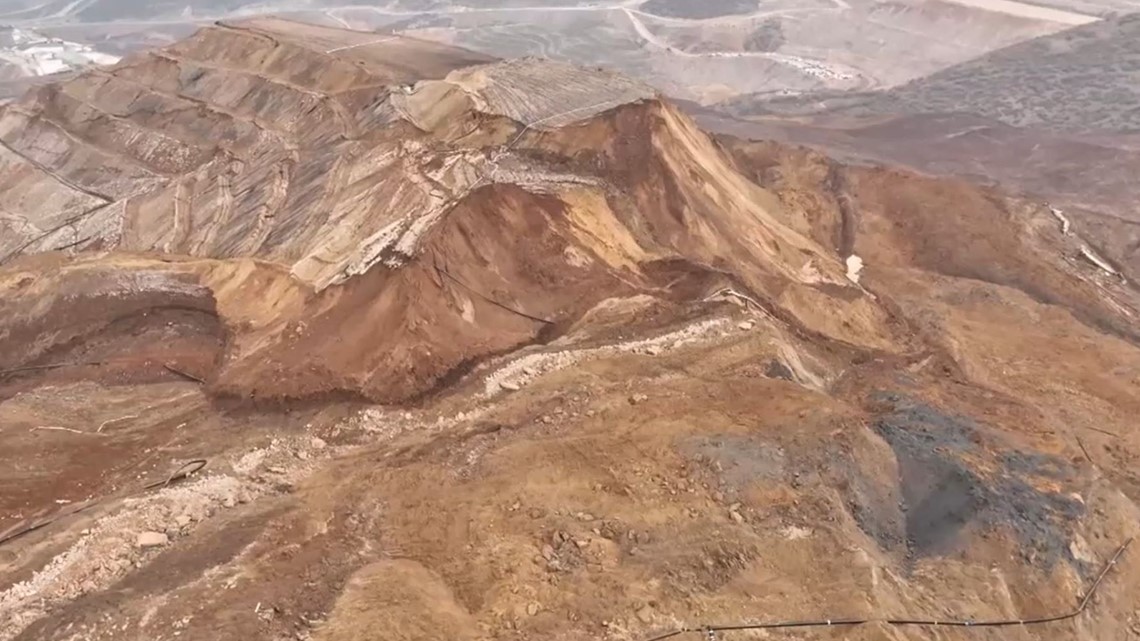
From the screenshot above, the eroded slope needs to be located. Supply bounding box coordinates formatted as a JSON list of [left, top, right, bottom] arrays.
[[0, 20, 888, 404]]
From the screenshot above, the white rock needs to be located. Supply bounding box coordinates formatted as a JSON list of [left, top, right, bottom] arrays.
[[1069, 534, 1096, 564], [845, 254, 864, 284], [137, 531, 169, 549]]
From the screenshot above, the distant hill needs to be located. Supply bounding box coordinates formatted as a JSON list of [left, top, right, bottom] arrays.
[[871, 12, 1140, 132], [724, 13, 1140, 134]]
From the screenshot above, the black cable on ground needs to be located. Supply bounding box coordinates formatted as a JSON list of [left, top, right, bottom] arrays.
[[431, 256, 554, 325], [0, 360, 107, 378], [0, 459, 209, 548], [0, 360, 207, 383], [645, 535, 1134, 641], [143, 459, 208, 490], [163, 364, 206, 384]]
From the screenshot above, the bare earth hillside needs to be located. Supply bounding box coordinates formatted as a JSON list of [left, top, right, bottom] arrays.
[[698, 13, 1140, 299], [1, 19, 1139, 641]]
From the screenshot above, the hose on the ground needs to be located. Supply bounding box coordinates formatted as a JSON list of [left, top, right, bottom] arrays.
[[645, 535, 1134, 640], [0, 459, 208, 548]]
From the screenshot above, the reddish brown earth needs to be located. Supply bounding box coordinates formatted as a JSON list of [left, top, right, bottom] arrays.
[[695, 109, 1140, 283], [1, 19, 1139, 641]]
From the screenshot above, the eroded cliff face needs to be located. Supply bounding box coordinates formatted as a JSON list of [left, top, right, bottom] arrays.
[[1, 18, 1139, 641], [0, 17, 891, 404]]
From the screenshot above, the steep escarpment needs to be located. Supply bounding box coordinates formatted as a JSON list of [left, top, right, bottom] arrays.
[[0, 260, 225, 401], [720, 139, 1140, 343], [212, 184, 641, 403], [0, 20, 890, 404], [212, 97, 910, 402]]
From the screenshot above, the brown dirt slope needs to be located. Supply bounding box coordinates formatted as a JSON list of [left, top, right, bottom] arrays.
[[696, 110, 1140, 283], [0, 22, 886, 405]]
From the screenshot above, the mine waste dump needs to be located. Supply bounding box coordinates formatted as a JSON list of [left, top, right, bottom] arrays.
[[1, 15, 1139, 641]]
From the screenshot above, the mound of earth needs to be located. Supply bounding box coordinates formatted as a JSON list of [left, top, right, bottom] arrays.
[[1, 18, 1139, 641]]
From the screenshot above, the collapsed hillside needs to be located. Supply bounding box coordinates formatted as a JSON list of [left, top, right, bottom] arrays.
[[701, 14, 1140, 286], [0, 18, 886, 404], [1, 18, 1139, 641]]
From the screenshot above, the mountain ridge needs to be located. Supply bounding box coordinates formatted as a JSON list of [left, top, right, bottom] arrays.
[[0, 17, 886, 405]]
